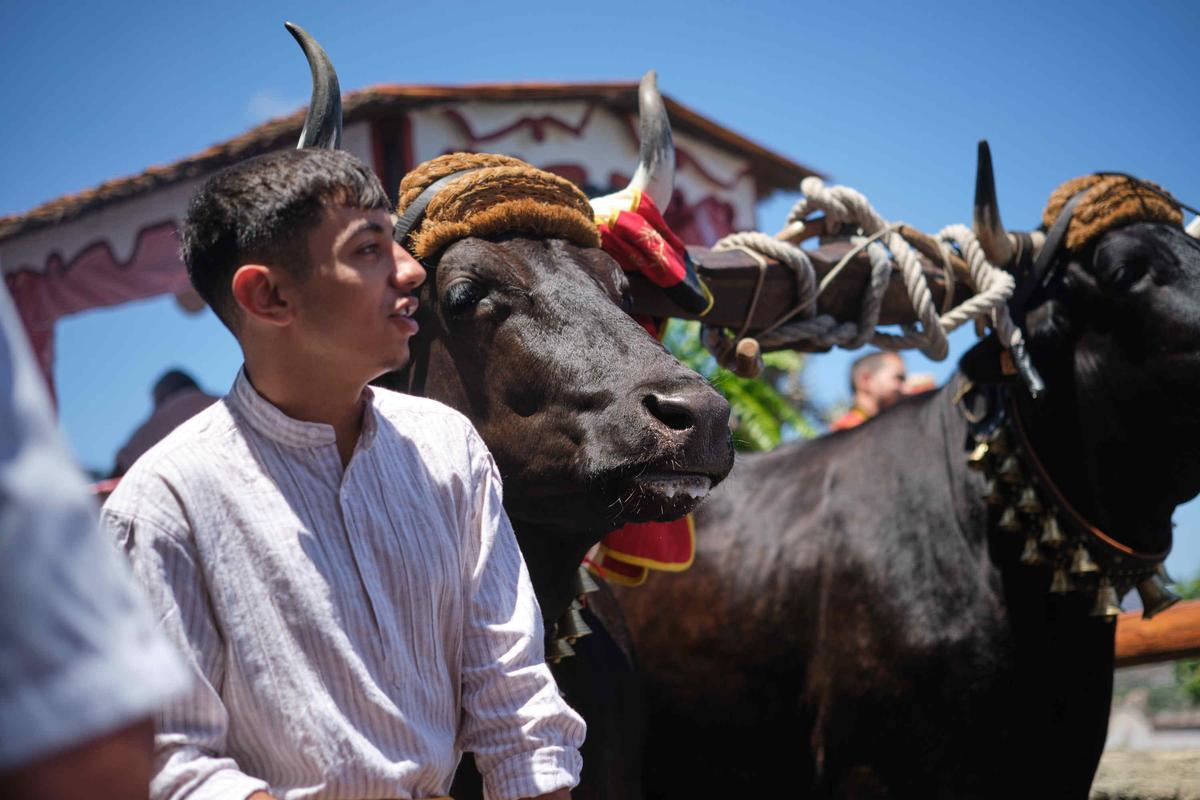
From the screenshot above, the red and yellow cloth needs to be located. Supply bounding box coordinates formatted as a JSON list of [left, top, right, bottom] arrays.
[[588, 189, 711, 585]]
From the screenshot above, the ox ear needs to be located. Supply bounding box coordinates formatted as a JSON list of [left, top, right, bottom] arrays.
[[286, 21, 342, 150]]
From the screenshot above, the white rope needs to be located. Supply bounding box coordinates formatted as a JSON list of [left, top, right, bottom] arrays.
[[708, 176, 1024, 366]]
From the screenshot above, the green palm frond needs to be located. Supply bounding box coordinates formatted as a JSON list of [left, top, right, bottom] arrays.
[[662, 320, 817, 451]]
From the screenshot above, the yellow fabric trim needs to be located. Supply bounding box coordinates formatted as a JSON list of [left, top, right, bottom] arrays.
[[595, 515, 696, 572], [589, 549, 649, 586]]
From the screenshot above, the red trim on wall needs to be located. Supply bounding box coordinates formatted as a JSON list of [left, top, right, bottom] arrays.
[[4, 220, 189, 394], [442, 104, 597, 145]]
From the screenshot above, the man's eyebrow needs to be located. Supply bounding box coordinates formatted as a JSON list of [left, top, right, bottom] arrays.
[[347, 220, 386, 238]]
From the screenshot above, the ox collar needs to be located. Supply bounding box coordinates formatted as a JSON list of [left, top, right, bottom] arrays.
[[956, 379, 1178, 621]]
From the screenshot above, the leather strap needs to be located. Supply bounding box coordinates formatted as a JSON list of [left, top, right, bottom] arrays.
[[393, 168, 483, 249]]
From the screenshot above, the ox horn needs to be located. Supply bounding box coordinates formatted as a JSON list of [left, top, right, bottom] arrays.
[[627, 70, 677, 211], [286, 21, 342, 150], [1187, 216, 1200, 239], [974, 140, 1017, 267]]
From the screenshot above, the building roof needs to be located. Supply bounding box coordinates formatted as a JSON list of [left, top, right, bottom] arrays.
[[0, 81, 822, 245]]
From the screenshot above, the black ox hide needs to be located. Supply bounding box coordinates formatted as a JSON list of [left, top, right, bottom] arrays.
[[618, 219, 1200, 799], [381, 234, 734, 800]]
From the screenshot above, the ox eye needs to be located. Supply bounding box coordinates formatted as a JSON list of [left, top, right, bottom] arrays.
[[1105, 262, 1147, 291], [444, 280, 486, 316], [620, 292, 634, 314]]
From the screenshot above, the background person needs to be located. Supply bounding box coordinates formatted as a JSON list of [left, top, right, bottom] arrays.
[[829, 350, 907, 432], [111, 369, 218, 476], [0, 281, 189, 799], [103, 148, 583, 800]]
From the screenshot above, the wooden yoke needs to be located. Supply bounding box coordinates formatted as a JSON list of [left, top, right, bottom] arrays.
[[628, 224, 976, 348]]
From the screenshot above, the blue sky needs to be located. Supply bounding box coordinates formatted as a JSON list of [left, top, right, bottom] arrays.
[[3, 0, 1199, 577]]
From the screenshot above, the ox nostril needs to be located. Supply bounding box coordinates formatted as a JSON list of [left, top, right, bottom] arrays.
[[643, 393, 697, 432]]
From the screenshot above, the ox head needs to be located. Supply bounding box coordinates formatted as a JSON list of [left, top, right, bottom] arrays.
[[405, 82, 732, 542], [287, 25, 733, 546], [970, 141, 1200, 552]]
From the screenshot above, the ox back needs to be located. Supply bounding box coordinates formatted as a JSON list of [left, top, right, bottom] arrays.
[[619, 380, 1115, 799]]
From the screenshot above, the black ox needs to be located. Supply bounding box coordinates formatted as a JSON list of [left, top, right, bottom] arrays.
[[618, 144, 1200, 798], [287, 24, 734, 800]]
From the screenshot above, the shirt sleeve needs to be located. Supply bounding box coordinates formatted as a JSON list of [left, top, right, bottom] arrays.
[[0, 282, 190, 771], [103, 509, 270, 800], [456, 436, 586, 800]]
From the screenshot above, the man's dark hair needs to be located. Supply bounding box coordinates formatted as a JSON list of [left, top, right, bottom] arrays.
[[152, 368, 199, 405], [180, 148, 390, 331], [849, 350, 901, 394]]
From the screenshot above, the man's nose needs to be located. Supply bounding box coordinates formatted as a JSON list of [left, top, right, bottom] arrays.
[[391, 242, 426, 291]]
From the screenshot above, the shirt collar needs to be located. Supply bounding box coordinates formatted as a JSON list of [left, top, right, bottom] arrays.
[[228, 367, 377, 450]]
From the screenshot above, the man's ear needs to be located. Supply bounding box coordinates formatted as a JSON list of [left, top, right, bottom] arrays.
[[231, 265, 294, 326]]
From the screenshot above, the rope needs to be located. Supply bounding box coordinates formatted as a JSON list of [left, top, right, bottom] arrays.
[[705, 176, 1023, 372]]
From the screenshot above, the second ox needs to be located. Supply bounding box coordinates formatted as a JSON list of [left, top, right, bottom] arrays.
[[618, 143, 1200, 798]]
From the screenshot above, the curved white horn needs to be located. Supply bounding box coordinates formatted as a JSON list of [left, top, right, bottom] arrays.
[[627, 70, 676, 210], [1187, 216, 1200, 239], [973, 140, 1017, 266]]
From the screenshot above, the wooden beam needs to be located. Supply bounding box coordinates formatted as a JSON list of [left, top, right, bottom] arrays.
[[628, 236, 975, 343], [1115, 599, 1200, 668]]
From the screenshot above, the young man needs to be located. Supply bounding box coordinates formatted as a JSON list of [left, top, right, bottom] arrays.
[[829, 350, 908, 432], [103, 149, 584, 800]]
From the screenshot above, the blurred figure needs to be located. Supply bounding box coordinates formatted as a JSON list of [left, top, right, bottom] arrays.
[[903, 372, 937, 396], [111, 369, 217, 476], [829, 350, 907, 432], [0, 282, 188, 798]]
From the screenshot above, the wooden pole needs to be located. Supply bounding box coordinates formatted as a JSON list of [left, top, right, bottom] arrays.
[[1115, 599, 1200, 668], [628, 237, 974, 344]]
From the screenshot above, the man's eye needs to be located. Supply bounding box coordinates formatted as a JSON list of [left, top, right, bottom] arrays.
[[358, 243, 380, 256]]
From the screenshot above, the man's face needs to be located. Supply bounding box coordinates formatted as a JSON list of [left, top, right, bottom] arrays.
[[289, 204, 426, 381], [864, 354, 906, 411]]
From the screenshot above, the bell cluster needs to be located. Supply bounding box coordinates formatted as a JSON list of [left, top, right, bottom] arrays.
[[547, 565, 601, 664], [968, 427, 1179, 621]]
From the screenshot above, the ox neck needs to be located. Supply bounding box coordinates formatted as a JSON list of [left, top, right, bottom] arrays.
[[511, 520, 599, 628], [1010, 381, 1174, 559]]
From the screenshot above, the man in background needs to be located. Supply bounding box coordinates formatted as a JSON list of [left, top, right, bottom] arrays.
[[829, 350, 908, 432], [0, 281, 189, 798], [112, 369, 218, 476]]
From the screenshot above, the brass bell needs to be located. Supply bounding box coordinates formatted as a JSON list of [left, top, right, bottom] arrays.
[[1090, 579, 1123, 619], [997, 455, 1023, 484], [1039, 516, 1066, 548], [574, 565, 601, 596], [1049, 567, 1073, 594], [1070, 545, 1099, 575], [983, 479, 1005, 506], [1020, 537, 1043, 566], [968, 442, 990, 471], [1157, 563, 1174, 584], [1136, 573, 1181, 620], [560, 607, 593, 643], [547, 637, 576, 663], [998, 506, 1022, 533], [1017, 487, 1042, 515]]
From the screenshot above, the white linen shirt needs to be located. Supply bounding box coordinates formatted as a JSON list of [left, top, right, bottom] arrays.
[[0, 282, 189, 770], [102, 369, 584, 800]]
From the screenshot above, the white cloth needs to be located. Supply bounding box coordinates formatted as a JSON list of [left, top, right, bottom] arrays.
[[0, 281, 189, 769], [102, 368, 584, 800]]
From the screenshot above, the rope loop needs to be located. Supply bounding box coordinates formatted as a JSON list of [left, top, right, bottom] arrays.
[[705, 179, 1023, 374]]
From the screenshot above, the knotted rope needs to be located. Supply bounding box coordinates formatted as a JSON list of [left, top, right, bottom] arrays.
[[704, 176, 1023, 374]]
